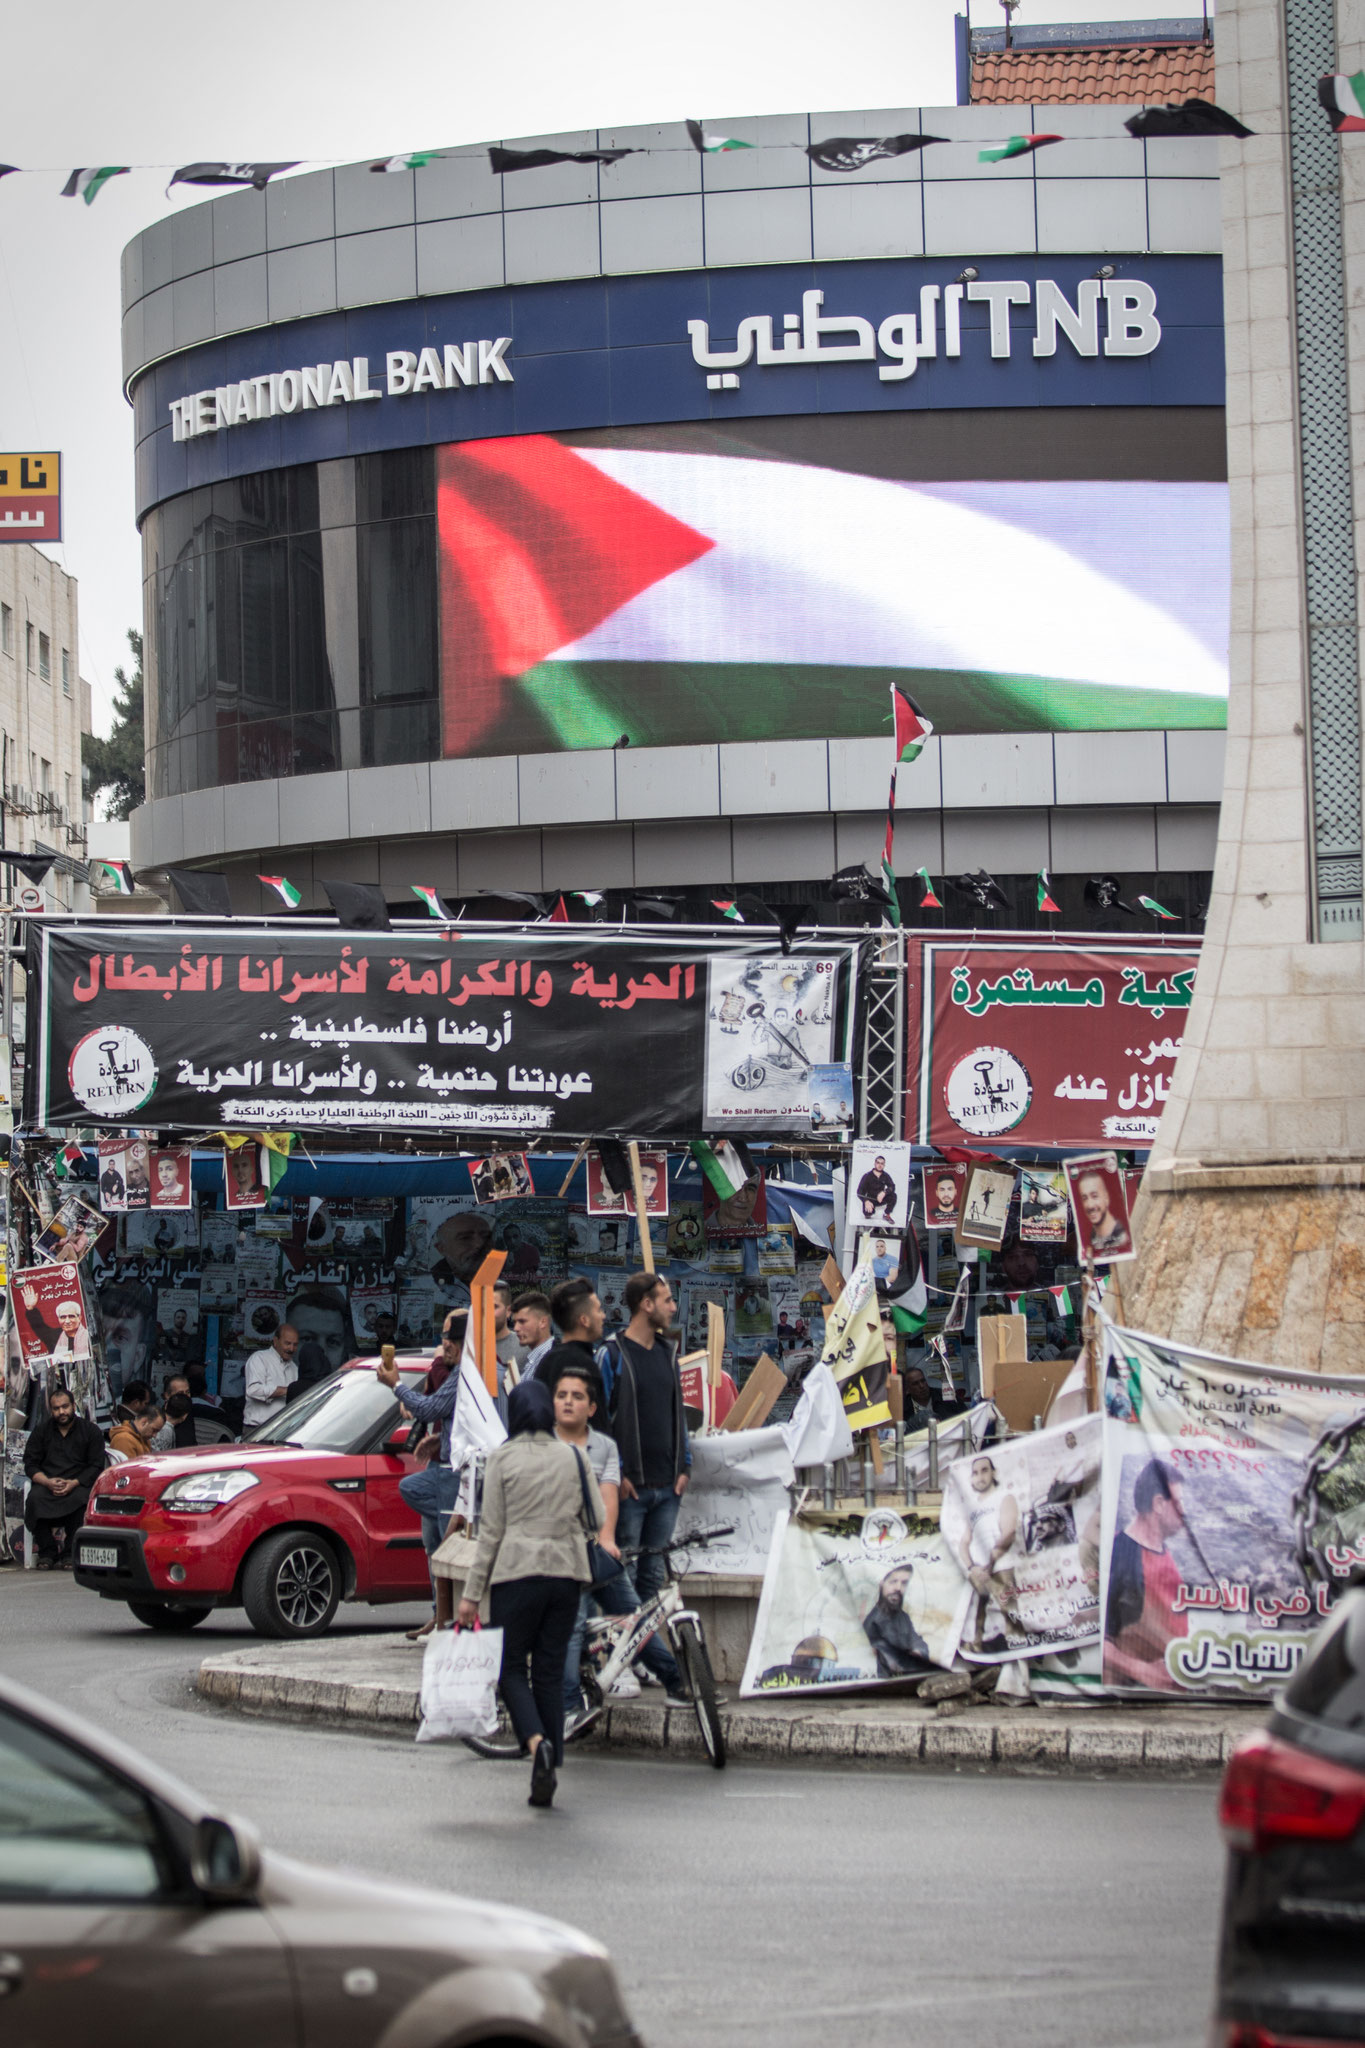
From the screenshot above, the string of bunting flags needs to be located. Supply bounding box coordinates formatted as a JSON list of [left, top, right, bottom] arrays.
[[17, 94, 1347, 209]]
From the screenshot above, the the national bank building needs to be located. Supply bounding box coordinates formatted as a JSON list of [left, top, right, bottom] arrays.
[[121, 30, 1228, 928]]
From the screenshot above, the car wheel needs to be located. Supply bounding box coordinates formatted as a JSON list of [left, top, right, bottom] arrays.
[[242, 1530, 341, 1638], [127, 1601, 212, 1632]]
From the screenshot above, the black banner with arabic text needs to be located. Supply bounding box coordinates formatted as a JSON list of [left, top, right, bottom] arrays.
[[27, 922, 858, 1138]]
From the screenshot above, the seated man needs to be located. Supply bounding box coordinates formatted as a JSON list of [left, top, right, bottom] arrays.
[[24, 1386, 105, 1568], [165, 1390, 198, 1450], [550, 1358, 686, 1721], [109, 1405, 165, 1460]]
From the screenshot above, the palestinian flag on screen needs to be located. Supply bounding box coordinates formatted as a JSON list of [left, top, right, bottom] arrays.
[[434, 435, 1229, 760]]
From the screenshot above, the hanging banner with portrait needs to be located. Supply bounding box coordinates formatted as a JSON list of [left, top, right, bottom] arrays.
[[940, 1416, 1103, 1663], [1099, 1323, 1365, 1696], [741, 1509, 970, 1698], [905, 933, 1202, 1150], [27, 923, 860, 1138]]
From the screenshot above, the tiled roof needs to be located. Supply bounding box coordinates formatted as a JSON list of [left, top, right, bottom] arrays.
[[971, 40, 1215, 106]]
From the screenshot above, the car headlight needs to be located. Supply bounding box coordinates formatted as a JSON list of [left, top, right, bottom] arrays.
[[160, 1470, 261, 1513]]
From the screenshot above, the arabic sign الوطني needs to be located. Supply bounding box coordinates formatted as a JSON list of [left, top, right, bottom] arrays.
[[28, 924, 858, 1138], [907, 939, 1201, 1149]]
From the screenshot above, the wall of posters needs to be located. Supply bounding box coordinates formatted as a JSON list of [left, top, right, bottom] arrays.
[[29, 924, 857, 1137], [1099, 1325, 1365, 1696], [906, 935, 1202, 1149], [741, 1510, 970, 1697], [940, 1417, 1102, 1663]]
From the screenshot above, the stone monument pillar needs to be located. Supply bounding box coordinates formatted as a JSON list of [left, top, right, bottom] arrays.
[[1126, 0, 1365, 1367]]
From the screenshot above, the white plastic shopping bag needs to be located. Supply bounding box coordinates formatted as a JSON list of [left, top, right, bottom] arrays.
[[416, 1624, 503, 1742]]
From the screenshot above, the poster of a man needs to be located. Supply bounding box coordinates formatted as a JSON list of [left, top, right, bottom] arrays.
[[224, 1142, 269, 1209], [14, 1268, 92, 1365], [469, 1152, 533, 1204], [849, 1141, 911, 1228], [98, 1136, 151, 1211], [150, 1147, 193, 1209], [856, 1231, 901, 1286], [862, 1564, 934, 1677], [922, 1165, 965, 1230], [586, 1148, 668, 1216], [956, 1454, 1021, 1654], [34, 1196, 102, 1267], [1104, 1457, 1188, 1690], [1065, 1152, 1136, 1263], [956, 1163, 1016, 1251]]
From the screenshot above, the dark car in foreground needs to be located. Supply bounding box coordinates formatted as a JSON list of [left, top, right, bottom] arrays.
[[73, 1358, 434, 1637], [1215, 1587, 1365, 2047], [0, 1672, 643, 2048]]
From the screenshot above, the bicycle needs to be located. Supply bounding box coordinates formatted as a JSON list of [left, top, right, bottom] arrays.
[[461, 1524, 735, 1770]]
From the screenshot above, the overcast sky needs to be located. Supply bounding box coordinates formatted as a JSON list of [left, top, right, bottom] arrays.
[[3, 0, 1201, 735]]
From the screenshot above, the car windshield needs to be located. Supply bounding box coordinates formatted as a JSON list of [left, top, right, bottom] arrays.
[[247, 1371, 410, 1454]]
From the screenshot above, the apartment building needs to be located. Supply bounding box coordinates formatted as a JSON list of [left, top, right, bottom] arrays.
[[0, 545, 92, 908]]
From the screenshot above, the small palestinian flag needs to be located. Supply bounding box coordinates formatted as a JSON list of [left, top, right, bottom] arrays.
[[371, 150, 444, 173], [686, 119, 754, 154], [62, 167, 130, 205], [1006, 1292, 1025, 1315], [169, 162, 298, 193], [549, 895, 569, 922], [489, 145, 637, 173], [1052, 1285, 1073, 1316], [712, 898, 743, 922], [692, 1138, 749, 1201], [1138, 893, 1178, 920], [259, 874, 301, 909], [54, 1140, 85, 1179], [979, 134, 1062, 163], [92, 859, 135, 894], [886, 1233, 928, 1334], [893, 684, 933, 764], [1037, 868, 1061, 914], [411, 884, 446, 918], [916, 867, 943, 910], [807, 133, 948, 172], [1320, 72, 1365, 132], [1125, 99, 1252, 138], [573, 890, 605, 907]]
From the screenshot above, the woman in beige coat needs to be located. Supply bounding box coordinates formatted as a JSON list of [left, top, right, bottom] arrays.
[[459, 1378, 603, 1808]]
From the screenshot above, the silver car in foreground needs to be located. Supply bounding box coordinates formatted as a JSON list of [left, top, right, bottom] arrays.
[[0, 1673, 643, 2048]]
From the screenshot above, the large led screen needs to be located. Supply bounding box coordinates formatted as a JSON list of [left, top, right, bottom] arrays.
[[435, 420, 1228, 758]]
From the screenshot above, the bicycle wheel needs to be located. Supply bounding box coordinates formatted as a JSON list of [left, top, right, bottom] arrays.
[[460, 1695, 526, 1761], [671, 1618, 726, 1769]]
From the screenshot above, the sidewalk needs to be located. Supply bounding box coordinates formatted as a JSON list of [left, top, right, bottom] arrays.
[[197, 1637, 1264, 1774]]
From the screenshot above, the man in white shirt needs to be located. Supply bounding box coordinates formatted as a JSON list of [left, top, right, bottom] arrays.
[[242, 1325, 300, 1432]]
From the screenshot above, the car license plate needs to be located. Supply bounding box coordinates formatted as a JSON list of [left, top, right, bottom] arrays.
[[78, 1545, 119, 1570]]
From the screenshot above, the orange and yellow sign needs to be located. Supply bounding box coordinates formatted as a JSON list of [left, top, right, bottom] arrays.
[[0, 453, 61, 543]]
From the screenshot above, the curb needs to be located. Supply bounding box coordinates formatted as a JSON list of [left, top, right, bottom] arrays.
[[196, 1654, 1255, 1775]]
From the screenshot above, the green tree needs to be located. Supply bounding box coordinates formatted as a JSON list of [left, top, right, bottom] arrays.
[[83, 628, 145, 820]]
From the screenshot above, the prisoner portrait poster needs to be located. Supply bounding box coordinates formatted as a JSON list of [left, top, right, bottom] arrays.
[[1099, 1325, 1365, 1696], [940, 1416, 1102, 1663]]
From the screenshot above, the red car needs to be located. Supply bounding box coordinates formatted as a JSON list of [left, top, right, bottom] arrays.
[[73, 1357, 437, 1637]]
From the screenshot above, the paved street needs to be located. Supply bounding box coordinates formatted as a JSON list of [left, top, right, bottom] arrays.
[[2, 1569, 1226, 2047]]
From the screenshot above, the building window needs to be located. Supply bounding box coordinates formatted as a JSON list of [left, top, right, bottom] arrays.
[[40, 759, 51, 795], [0, 605, 11, 656], [25, 623, 34, 671], [61, 648, 70, 694], [38, 632, 50, 682], [64, 773, 72, 812]]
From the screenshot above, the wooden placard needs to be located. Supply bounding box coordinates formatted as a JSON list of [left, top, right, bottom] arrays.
[[720, 1353, 785, 1433], [705, 1299, 725, 1389], [821, 1256, 846, 1304], [628, 1140, 655, 1274], [468, 1246, 508, 1397]]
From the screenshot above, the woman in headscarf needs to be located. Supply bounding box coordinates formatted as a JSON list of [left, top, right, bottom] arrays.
[[458, 1378, 603, 1809]]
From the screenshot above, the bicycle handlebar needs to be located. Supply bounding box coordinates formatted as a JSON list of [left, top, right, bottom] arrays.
[[627, 1523, 736, 1559]]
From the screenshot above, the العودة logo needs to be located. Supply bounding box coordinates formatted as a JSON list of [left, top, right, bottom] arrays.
[[944, 1046, 1032, 1137], [67, 1025, 158, 1116]]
